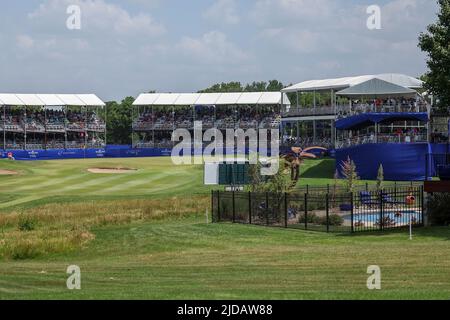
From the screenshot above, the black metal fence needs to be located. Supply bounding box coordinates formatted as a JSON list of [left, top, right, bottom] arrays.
[[212, 186, 424, 233]]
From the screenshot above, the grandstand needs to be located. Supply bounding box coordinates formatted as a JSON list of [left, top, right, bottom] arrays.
[[281, 73, 447, 181], [281, 73, 430, 149], [0, 94, 106, 151], [132, 92, 290, 149]]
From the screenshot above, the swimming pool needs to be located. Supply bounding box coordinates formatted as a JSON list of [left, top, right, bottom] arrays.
[[345, 211, 422, 225]]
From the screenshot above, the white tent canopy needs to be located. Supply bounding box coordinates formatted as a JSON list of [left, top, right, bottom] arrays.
[[0, 93, 105, 107], [0, 94, 24, 106], [133, 92, 291, 106], [336, 78, 418, 98], [282, 73, 423, 93]]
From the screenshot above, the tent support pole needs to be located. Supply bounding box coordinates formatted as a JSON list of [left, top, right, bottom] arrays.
[[24, 105, 27, 150], [44, 107, 47, 150], [84, 106, 88, 149], [313, 120, 316, 144], [313, 90, 316, 111], [64, 106, 67, 150], [132, 106, 135, 148], [375, 123, 378, 143], [152, 106, 155, 147], [3, 105, 5, 151], [104, 104, 107, 148]]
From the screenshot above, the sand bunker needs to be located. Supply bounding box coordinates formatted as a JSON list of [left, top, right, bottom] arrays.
[[88, 167, 137, 174], [0, 170, 18, 175]]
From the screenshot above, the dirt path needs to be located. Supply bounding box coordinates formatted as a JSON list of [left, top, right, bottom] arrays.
[[0, 170, 18, 175]]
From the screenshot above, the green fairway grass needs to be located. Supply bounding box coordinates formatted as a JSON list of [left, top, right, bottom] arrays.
[[0, 158, 210, 209], [0, 157, 449, 300], [0, 157, 336, 209], [1, 218, 450, 299]]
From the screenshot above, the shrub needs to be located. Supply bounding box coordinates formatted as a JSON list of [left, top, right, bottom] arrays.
[[428, 193, 450, 225], [314, 214, 344, 226], [326, 214, 344, 226], [17, 215, 36, 232], [298, 213, 320, 224]]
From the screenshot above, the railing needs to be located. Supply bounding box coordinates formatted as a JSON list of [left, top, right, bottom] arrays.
[[5, 144, 25, 150], [0, 122, 105, 133], [67, 123, 85, 131], [337, 103, 429, 117], [86, 142, 106, 148], [133, 120, 281, 131], [46, 124, 65, 132], [26, 143, 44, 150], [212, 185, 424, 233], [283, 106, 335, 118], [25, 124, 46, 133], [336, 133, 428, 148], [281, 138, 334, 149], [87, 123, 106, 131], [282, 103, 429, 119], [3, 125, 24, 132]]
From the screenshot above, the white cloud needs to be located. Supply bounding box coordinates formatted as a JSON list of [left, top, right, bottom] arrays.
[[16, 35, 34, 49], [0, 0, 439, 100], [28, 0, 165, 37], [251, 0, 337, 26], [178, 31, 249, 64], [258, 28, 321, 54], [203, 0, 240, 25]]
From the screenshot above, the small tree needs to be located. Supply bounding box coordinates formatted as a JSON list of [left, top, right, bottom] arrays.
[[332, 169, 340, 204], [264, 159, 292, 194], [247, 160, 264, 193], [263, 159, 292, 218], [340, 156, 359, 193], [376, 164, 384, 191]]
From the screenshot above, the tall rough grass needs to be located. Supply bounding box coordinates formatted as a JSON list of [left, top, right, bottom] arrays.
[[0, 196, 208, 260]]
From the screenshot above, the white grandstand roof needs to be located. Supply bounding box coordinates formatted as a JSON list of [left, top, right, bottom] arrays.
[[195, 93, 222, 105], [133, 93, 160, 106], [155, 93, 181, 105], [56, 94, 85, 106], [15, 94, 45, 106], [76, 94, 106, 107], [282, 73, 423, 93], [216, 92, 243, 105], [259, 92, 287, 104], [175, 93, 201, 105], [336, 78, 417, 97], [236, 92, 263, 104], [0, 93, 105, 107], [0, 94, 25, 106], [133, 92, 290, 106], [36, 94, 64, 106]]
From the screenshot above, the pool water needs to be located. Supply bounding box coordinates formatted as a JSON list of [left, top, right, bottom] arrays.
[[345, 211, 422, 224]]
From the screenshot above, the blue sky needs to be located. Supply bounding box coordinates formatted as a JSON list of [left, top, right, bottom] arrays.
[[0, 0, 439, 101]]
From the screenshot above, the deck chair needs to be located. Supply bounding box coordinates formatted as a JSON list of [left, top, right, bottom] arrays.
[[382, 192, 405, 208], [359, 191, 378, 208]]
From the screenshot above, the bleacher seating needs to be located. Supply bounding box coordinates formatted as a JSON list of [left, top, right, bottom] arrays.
[[133, 105, 282, 147], [1, 109, 106, 150]]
